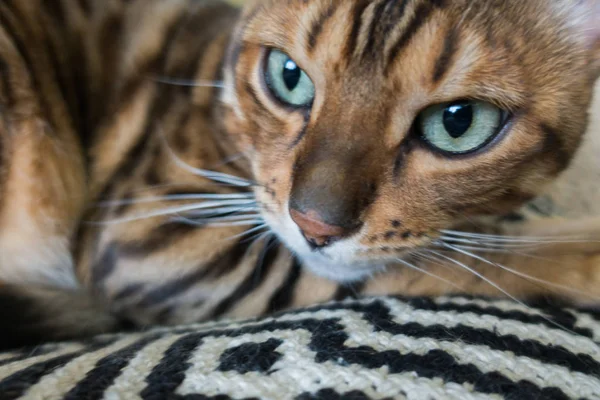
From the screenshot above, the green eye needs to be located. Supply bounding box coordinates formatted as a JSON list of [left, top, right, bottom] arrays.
[[265, 49, 315, 107], [418, 100, 504, 154]]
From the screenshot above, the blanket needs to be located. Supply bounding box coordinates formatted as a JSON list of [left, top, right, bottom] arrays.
[[0, 296, 598, 400]]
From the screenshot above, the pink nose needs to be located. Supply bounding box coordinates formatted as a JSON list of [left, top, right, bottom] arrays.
[[290, 209, 347, 247]]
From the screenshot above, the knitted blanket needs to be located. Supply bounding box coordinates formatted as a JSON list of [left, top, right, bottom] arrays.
[[0, 296, 599, 400]]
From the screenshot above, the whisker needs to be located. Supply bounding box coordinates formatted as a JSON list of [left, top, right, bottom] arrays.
[[440, 243, 600, 301], [183, 206, 260, 217], [97, 193, 255, 208], [89, 200, 257, 225], [411, 251, 465, 278], [426, 247, 579, 335], [206, 220, 265, 227], [157, 127, 255, 187], [211, 152, 249, 169], [150, 76, 230, 89], [241, 228, 274, 244], [439, 236, 553, 250], [178, 215, 263, 225], [224, 224, 270, 241], [441, 229, 592, 243], [396, 256, 465, 292]]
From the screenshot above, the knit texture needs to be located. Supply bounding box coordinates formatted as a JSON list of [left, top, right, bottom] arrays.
[[0, 296, 599, 400]]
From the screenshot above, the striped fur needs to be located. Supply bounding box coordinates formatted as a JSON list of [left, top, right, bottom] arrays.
[[0, 0, 598, 350]]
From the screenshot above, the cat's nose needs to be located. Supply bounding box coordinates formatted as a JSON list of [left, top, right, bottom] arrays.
[[290, 209, 349, 248]]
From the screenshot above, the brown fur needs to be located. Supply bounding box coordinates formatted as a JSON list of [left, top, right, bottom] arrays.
[[0, 0, 598, 349]]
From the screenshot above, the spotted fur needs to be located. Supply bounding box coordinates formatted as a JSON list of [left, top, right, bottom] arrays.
[[0, 0, 598, 350]]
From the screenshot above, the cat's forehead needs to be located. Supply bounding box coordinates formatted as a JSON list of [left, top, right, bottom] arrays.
[[242, 0, 583, 55], [240, 1, 561, 108], [238, 0, 594, 100]]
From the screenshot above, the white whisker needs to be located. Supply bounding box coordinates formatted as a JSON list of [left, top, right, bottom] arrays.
[[211, 152, 249, 168], [426, 247, 579, 335], [97, 193, 255, 208], [89, 200, 257, 225], [440, 243, 600, 301], [439, 236, 552, 250], [241, 228, 274, 244], [183, 206, 260, 217], [441, 229, 592, 243], [181, 215, 262, 224], [396, 256, 464, 292], [157, 127, 254, 187], [150, 76, 230, 89], [224, 224, 269, 241], [411, 251, 464, 277], [206, 220, 265, 227]]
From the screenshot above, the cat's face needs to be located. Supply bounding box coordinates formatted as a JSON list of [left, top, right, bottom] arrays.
[[221, 0, 600, 282]]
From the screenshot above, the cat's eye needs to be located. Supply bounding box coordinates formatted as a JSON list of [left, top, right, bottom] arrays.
[[265, 49, 315, 107], [418, 100, 505, 155]]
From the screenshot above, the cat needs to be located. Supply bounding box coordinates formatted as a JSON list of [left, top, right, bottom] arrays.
[[0, 0, 598, 350]]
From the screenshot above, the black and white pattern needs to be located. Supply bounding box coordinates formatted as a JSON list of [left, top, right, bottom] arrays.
[[0, 296, 599, 400]]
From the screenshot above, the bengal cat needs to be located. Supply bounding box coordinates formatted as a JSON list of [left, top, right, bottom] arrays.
[[0, 0, 598, 350]]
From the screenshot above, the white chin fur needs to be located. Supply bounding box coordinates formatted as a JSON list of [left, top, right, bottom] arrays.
[[262, 205, 383, 283]]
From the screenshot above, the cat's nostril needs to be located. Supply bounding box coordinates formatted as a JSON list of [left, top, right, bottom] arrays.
[[290, 208, 347, 248]]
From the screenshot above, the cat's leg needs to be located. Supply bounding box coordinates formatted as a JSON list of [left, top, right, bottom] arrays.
[[0, 7, 86, 289]]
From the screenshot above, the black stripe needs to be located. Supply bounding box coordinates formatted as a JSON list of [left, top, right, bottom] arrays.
[[539, 123, 570, 172], [146, 300, 576, 400], [329, 349, 570, 400], [307, 3, 339, 53], [343, 0, 370, 59], [113, 283, 145, 302], [76, 0, 92, 16], [254, 296, 600, 379], [91, 242, 119, 286], [385, 0, 446, 75], [393, 138, 414, 179], [209, 238, 281, 318], [63, 335, 162, 400], [362, 0, 408, 61], [0, 354, 82, 400], [140, 333, 205, 400], [0, 347, 58, 368], [288, 109, 311, 149], [361, 300, 600, 379], [362, 0, 389, 61], [118, 221, 199, 257], [0, 57, 14, 106], [0, 341, 114, 400], [0, 4, 55, 130], [40, 0, 81, 134], [333, 281, 366, 301], [265, 258, 302, 314], [136, 239, 250, 309], [407, 296, 595, 338], [432, 26, 458, 83], [298, 389, 394, 400], [94, 10, 189, 202]]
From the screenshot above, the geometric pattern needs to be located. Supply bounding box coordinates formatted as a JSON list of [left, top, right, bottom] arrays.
[[0, 296, 598, 399]]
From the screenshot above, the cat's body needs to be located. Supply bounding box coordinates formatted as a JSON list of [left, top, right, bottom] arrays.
[[0, 0, 599, 350]]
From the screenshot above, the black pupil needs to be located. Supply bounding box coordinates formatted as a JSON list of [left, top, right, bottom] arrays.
[[282, 59, 301, 91], [443, 102, 473, 138]]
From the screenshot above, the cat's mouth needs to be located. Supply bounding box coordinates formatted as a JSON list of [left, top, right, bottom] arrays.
[[261, 204, 414, 282]]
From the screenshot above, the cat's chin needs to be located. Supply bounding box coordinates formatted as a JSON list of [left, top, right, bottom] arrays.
[[262, 209, 389, 283], [298, 253, 386, 283]]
